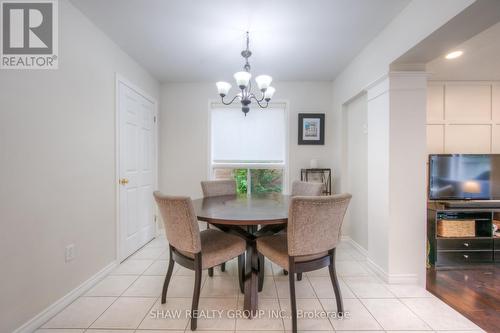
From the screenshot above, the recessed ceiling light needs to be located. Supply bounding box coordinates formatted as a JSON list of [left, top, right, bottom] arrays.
[[445, 50, 463, 60]]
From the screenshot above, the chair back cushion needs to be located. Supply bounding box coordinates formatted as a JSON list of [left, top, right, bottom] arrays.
[[287, 194, 351, 257], [153, 191, 201, 253], [201, 179, 237, 197], [291, 180, 323, 196]]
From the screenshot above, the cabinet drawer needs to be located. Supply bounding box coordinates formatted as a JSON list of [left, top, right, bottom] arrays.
[[494, 238, 500, 251], [495, 251, 500, 262], [437, 251, 493, 266], [437, 238, 492, 251]]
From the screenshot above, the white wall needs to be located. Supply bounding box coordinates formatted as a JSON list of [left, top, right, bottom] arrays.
[[427, 81, 500, 154], [344, 94, 368, 249], [332, 0, 474, 189], [366, 80, 391, 274], [364, 73, 428, 284], [387, 74, 428, 283], [0, 1, 159, 331], [159, 81, 334, 198], [331, 0, 475, 284]]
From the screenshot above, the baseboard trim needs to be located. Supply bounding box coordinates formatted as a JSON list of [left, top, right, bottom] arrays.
[[387, 274, 419, 284], [13, 261, 118, 333], [365, 256, 419, 284], [365, 257, 390, 282], [344, 236, 419, 285], [342, 235, 368, 258]]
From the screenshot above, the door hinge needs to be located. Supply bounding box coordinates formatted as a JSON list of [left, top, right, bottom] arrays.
[[154, 215, 157, 222], [154, 116, 156, 123]]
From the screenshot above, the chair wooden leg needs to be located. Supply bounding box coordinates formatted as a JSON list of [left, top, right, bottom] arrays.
[[238, 253, 245, 293], [221, 262, 226, 272], [258, 253, 265, 292], [288, 258, 298, 333], [328, 249, 343, 315], [208, 267, 214, 277], [191, 253, 202, 331], [161, 247, 175, 304], [297, 273, 302, 281]]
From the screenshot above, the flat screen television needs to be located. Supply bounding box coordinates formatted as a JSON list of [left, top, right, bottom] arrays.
[[429, 154, 500, 200]]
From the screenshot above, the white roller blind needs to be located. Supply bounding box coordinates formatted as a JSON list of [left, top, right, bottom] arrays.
[[211, 106, 286, 163]]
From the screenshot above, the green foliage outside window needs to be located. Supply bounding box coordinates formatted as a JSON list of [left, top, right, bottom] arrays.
[[231, 168, 282, 194], [251, 169, 283, 194], [233, 169, 248, 194]]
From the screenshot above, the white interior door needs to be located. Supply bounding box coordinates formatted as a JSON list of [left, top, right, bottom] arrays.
[[118, 79, 156, 261]]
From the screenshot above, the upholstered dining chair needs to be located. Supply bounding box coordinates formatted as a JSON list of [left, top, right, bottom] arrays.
[[200, 179, 236, 275], [256, 194, 351, 333], [291, 180, 324, 196], [201, 179, 237, 197], [200, 179, 249, 293], [153, 191, 246, 331], [284, 180, 324, 280]]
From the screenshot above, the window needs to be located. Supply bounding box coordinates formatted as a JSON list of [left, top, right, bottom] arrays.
[[210, 105, 287, 194]]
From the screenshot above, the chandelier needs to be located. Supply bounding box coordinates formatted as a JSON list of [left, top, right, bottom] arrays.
[[216, 32, 275, 115]]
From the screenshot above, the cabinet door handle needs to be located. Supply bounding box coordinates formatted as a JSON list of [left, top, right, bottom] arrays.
[[463, 254, 469, 259], [463, 242, 469, 247]]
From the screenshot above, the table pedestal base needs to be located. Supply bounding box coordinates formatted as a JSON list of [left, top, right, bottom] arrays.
[[243, 240, 259, 316], [214, 224, 285, 317]]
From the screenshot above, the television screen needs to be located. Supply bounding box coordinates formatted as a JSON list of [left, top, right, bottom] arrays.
[[429, 154, 500, 200]]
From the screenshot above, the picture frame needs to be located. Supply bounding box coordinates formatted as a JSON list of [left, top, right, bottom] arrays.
[[298, 113, 325, 145]]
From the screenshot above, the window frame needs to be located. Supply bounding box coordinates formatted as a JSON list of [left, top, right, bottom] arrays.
[[207, 101, 290, 194]]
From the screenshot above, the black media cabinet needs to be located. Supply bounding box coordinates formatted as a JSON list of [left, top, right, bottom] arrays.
[[427, 202, 500, 267]]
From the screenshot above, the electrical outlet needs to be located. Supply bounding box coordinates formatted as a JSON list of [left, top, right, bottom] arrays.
[[65, 244, 75, 262]]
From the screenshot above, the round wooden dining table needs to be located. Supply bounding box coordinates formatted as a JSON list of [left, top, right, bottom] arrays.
[[192, 192, 290, 315]]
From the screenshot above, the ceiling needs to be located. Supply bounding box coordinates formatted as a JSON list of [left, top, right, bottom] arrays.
[[70, 0, 410, 82], [427, 21, 500, 80]]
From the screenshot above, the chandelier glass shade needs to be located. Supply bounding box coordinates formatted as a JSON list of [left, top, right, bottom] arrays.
[[216, 32, 275, 115]]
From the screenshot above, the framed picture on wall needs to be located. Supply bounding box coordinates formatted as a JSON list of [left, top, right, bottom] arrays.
[[298, 113, 325, 145]]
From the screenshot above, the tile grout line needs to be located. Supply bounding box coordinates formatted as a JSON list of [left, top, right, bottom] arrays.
[[337, 245, 386, 332], [87, 264, 156, 330], [397, 297, 444, 331], [92, 239, 162, 331], [305, 273, 335, 331], [42, 241, 159, 330], [135, 296, 161, 331], [356, 297, 388, 331], [41, 240, 411, 333], [271, 263, 286, 331], [83, 296, 121, 330]]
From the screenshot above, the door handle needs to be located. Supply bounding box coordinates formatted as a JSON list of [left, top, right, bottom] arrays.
[[119, 178, 129, 185]]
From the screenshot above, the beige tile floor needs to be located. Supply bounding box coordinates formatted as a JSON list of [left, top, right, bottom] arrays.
[[37, 234, 484, 333]]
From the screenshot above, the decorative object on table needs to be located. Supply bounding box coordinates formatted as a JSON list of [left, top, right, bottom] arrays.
[[215, 32, 275, 116], [300, 168, 332, 195], [298, 113, 325, 145]]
